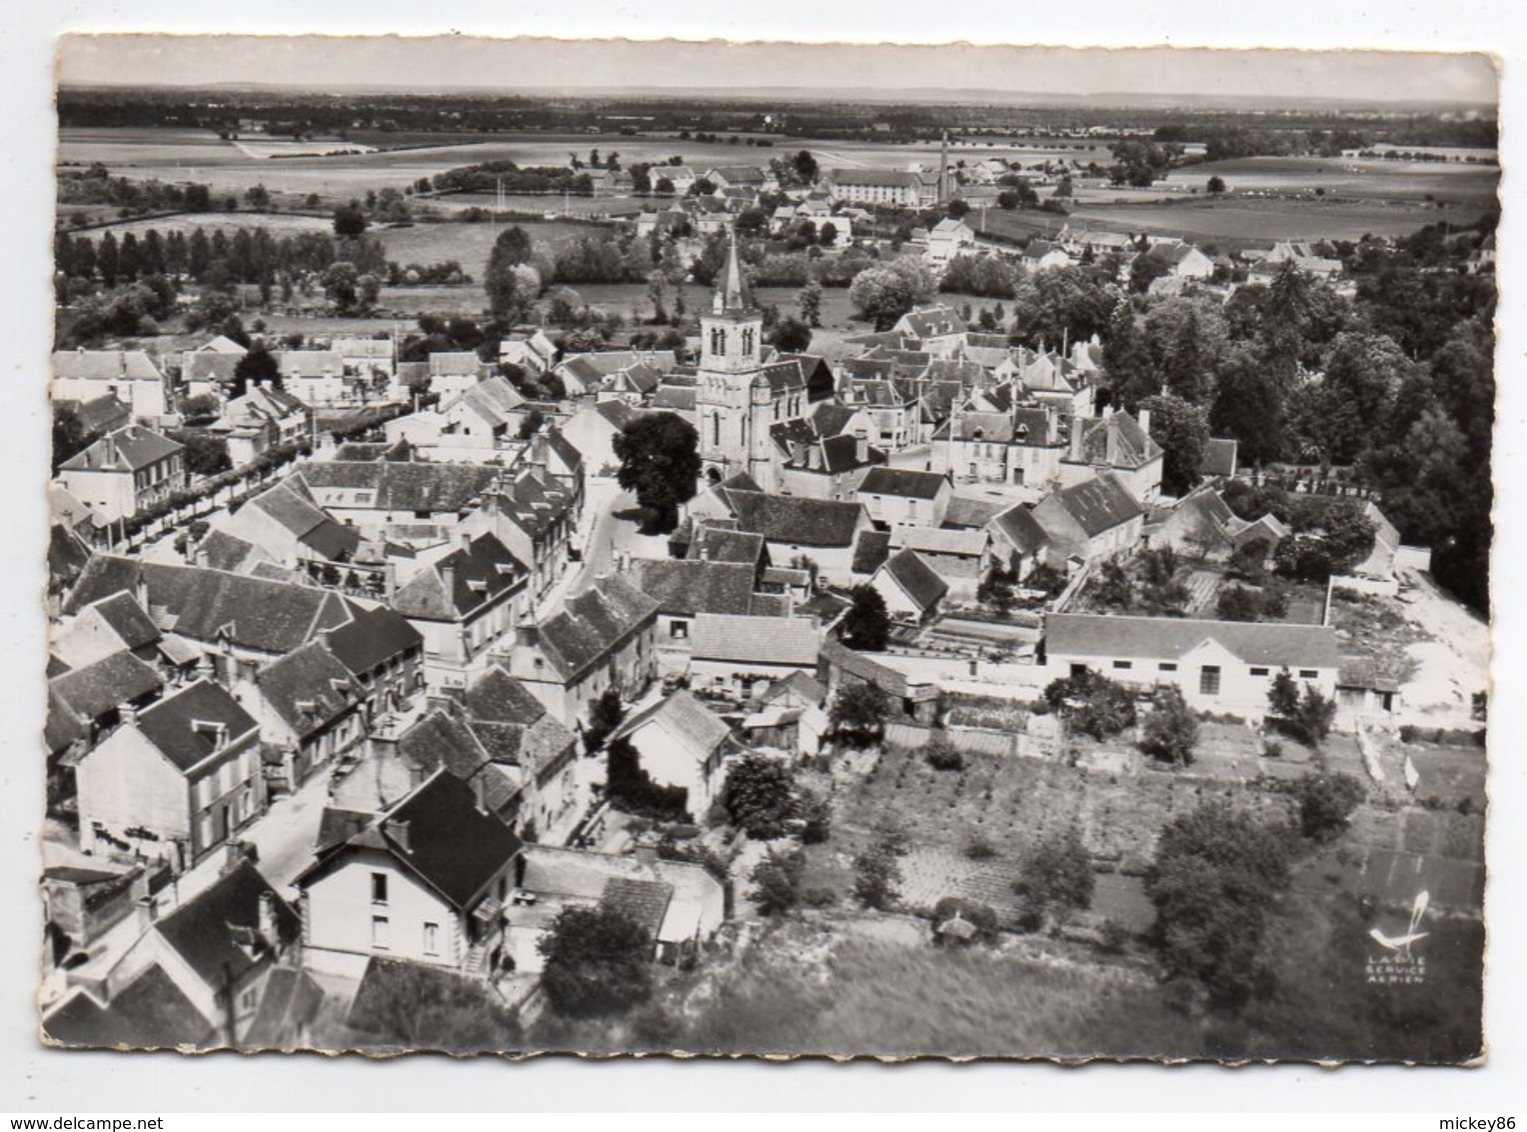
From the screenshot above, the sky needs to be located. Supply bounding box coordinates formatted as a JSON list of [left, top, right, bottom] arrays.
[[56, 36, 1498, 105]]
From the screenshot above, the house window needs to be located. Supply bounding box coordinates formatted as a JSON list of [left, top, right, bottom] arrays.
[[371, 916, 390, 949], [1070, 664, 1088, 679], [1249, 667, 1270, 677], [1199, 666, 1221, 696], [1299, 669, 1319, 680], [670, 620, 690, 640], [1112, 660, 1133, 671], [423, 922, 440, 954], [1158, 662, 1178, 673], [240, 986, 259, 1012], [371, 873, 388, 905]]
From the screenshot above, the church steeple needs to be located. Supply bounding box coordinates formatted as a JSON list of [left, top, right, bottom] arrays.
[[713, 227, 752, 314]]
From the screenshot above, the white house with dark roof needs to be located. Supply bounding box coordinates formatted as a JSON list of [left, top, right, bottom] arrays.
[[925, 218, 977, 272], [391, 531, 529, 686], [1058, 409, 1164, 503], [870, 548, 949, 622], [76, 679, 264, 868], [857, 466, 952, 529], [716, 489, 873, 588], [1031, 472, 1146, 566], [57, 426, 186, 524], [608, 689, 736, 815], [241, 639, 366, 790], [297, 770, 524, 978], [1044, 613, 1340, 716]]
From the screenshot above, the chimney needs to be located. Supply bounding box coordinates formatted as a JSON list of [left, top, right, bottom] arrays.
[[118, 702, 138, 727], [257, 892, 278, 948], [460, 530, 474, 553], [1137, 407, 1152, 438], [193, 543, 208, 569], [440, 559, 456, 600], [1105, 418, 1122, 467], [1068, 415, 1086, 462], [133, 894, 157, 935], [634, 844, 658, 869]]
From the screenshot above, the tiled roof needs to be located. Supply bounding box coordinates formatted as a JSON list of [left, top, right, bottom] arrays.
[[725, 490, 866, 549], [255, 641, 359, 738], [691, 613, 820, 666], [880, 549, 949, 613], [132, 680, 258, 771], [1045, 613, 1340, 669], [155, 860, 299, 990], [851, 529, 893, 576], [532, 574, 657, 683], [859, 467, 948, 501], [828, 168, 920, 188], [612, 689, 733, 755], [196, 530, 267, 574], [52, 349, 165, 382], [601, 876, 673, 940], [59, 426, 182, 474], [49, 652, 163, 751], [633, 559, 769, 618], [990, 503, 1051, 556], [1052, 473, 1144, 538], [323, 605, 422, 677], [85, 591, 161, 650], [392, 534, 527, 621], [896, 305, 965, 339], [687, 525, 767, 567], [66, 557, 357, 657], [43, 964, 211, 1050], [890, 525, 988, 557], [241, 966, 326, 1049], [943, 494, 1010, 530], [462, 665, 549, 726], [295, 462, 500, 514]]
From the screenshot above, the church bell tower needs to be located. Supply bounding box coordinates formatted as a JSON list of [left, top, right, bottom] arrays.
[[696, 229, 769, 486]]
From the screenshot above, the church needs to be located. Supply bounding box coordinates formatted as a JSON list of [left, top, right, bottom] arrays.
[[695, 232, 811, 493]]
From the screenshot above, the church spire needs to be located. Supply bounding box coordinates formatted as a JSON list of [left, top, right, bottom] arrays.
[[714, 226, 751, 314]]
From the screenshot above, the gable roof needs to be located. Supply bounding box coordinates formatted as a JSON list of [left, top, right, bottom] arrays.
[[52, 349, 165, 383], [302, 771, 523, 911], [612, 689, 733, 754], [392, 533, 528, 621], [724, 490, 866, 549], [255, 641, 359, 738], [84, 591, 162, 650], [322, 604, 423, 677], [691, 613, 821, 667], [1045, 613, 1340, 670], [43, 965, 211, 1050], [531, 574, 658, 683], [131, 680, 258, 771], [859, 466, 948, 500], [896, 305, 965, 339], [686, 524, 767, 567], [48, 652, 164, 752], [851, 529, 893, 576], [154, 860, 300, 990], [59, 426, 183, 474], [1050, 473, 1144, 538], [66, 557, 358, 656], [601, 877, 674, 940], [633, 559, 774, 618], [295, 461, 502, 515], [879, 549, 949, 613]]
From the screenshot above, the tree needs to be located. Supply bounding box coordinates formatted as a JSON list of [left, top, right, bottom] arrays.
[[1216, 584, 1263, 623], [612, 412, 700, 534], [1206, 175, 1227, 195], [797, 787, 832, 844], [1142, 393, 1211, 496], [1139, 685, 1200, 766], [798, 281, 823, 328], [1010, 266, 1119, 351], [772, 315, 812, 354], [52, 404, 93, 472], [791, 149, 820, 186], [817, 221, 838, 248], [485, 229, 540, 320], [583, 686, 625, 753], [829, 683, 890, 749], [852, 825, 909, 910], [232, 346, 281, 396], [321, 261, 360, 313], [1293, 772, 1365, 842], [333, 200, 368, 238], [1147, 802, 1296, 1010], [537, 906, 654, 1018], [748, 848, 806, 916], [1016, 826, 1095, 926], [245, 184, 272, 211], [723, 754, 798, 839], [924, 733, 965, 772], [848, 258, 936, 330], [1267, 671, 1337, 747], [840, 584, 891, 651], [1042, 669, 1137, 739]]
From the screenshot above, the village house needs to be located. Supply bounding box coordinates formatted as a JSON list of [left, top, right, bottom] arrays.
[[707, 490, 874, 588], [426, 351, 493, 403], [632, 558, 784, 669], [825, 168, 936, 208], [290, 461, 501, 539], [925, 217, 977, 272], [1030, 472, 1146, 567], [870, 548, 949, 623], [390, 531, 529, 687], [930, 404, 1067, 489], [210, 480, 361, 570], [45, 860, 306, 1049], [1043, 613, 1340, 716], [499, 329, 558, 376], [561, 398, 639, 475], [608, 690, 735, 817], [76, 679, 264, 869], [211, 382, 310, 467], [505, 573, 659, 729], [52, 349, 170, 423], [241, 639, 367, 792], [888, 524, 990, 603], [689, 612, 823, 700], [298, 770, 524, 979], [1058, 408, 1164, 503], [857, 466, 952, 530], [57, 426, 186, 525], [47, 650, 166, 812]]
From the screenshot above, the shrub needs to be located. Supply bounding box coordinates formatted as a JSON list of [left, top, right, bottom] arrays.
[[924, 734, 966, 772], [1139, 685, 1200, 766], [931, 896, 1000, 945], [852, 824, 910, 910], [722, 754, 798, 839], [748, 848, 807, 916], [963, 835, 998, 861], [1262, 740, 1285, 759], [1293, 772, 1366, 842], [1016, 826, 1095, 926], [1043, 669, 1138, 739]]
